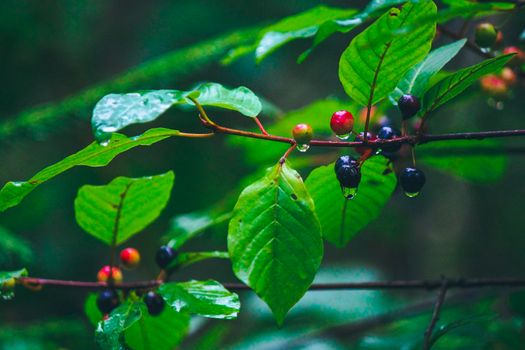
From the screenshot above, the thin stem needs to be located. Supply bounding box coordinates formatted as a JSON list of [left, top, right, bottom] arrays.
[[411, 146, 417, 167], [424, 277, 448, 349], [279, 143, 297, 164], [188, 96, 218, 126], [108, 183, 132, 285], [254, 117, 269, 135]]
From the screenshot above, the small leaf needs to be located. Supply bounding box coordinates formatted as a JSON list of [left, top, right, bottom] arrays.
[[339, 1, 437, 106], [92, 83, 262, 142], [124, 305, 190, 350], [160, 280, 240, 319], [95, 301, 142, 349], [0, 269, 27, 300], [422, 54, 514, 114], [418, 140, 507, 183], [390, 39, 467, 104], [228, 161, 323, 325], [305, 156, 396, 247], [75, 171, 174, 245], [0, 127, 179, 212]]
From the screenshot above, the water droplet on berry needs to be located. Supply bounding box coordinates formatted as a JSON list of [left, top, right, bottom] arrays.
[[404, 191, 420, 198], [336, 133, 350, 140], [99, 140, 110, 147], [296, 143, 310, 152], [342, 186, 358, 199]]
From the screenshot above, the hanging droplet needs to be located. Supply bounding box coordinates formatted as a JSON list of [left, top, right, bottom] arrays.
[[342, 186, 358, 199], [404, 191, 420, 198], [99, 139, 110, 147], [480, 47, 491, 54], [487, 97, 505, 110], [296, 143, 310, 152], [95, 130, 112, 147], [336, 133, 350, 140]]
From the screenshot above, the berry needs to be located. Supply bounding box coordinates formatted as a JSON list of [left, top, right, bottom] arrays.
[[503, 46, 525, 66], [144, 291, 165, 316], [155, 246, 177, 269], [398, 94, 421, 119], [480, 75, 508, 96], [474, 23, 498, 48], [400, 168, 426, 196], [120, 248, 141, 269], [377, 126, 402, 153], [97, 266, 123, 284], [373, 116, 393, 133], [336, 164, 361, 189], [500, 67, 517, 87], [96, 289, 120, 314], [334, 155, 358, 173], [354, 132, 377, 155], [330, 110, 354, 136], [1, 277, 16, 292], [292, 124, 313, 145]]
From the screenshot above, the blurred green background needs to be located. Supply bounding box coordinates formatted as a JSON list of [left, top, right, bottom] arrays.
[[1, 0, 525, 349]]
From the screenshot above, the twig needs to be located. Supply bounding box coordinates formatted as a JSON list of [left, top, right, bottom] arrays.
[[254, 117, 269, 135], [424, 277, 449, 350]]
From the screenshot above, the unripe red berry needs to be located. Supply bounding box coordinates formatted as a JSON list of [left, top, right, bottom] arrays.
[[292, 124, 313, 144], [119, 248, 141, 269], [503, 46, 525, 66], [97, 266, 123, 284], [474, 23, 498, 48], [500, 67, 517, 87], [330, 110, 354, 136], [480, 74, 508, 96]]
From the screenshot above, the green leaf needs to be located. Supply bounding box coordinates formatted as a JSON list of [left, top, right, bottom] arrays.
[[170, 251, 230, 271], [124, 305, 190, 350], [92, 83, 261, 142], [418, 140, 507, 183], [95, 301, 142, 350], [422, 54, 514, 114], [305, 156, 396, 247], [439, 0, 515, 21], [75, 171, 174, 245], [0, 226, 33, 266], [228, 161, 323, 325], [390, 39, 466, 104], [0, 268, 27, 300], [160, 280, 240, 319], [339, 1, 436, 107], [84, 293, 103, 326], [0, 127, 179, 212]]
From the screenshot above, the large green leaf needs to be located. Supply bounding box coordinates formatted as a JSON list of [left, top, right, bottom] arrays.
[[422, 54, 514, 114], [92, 83, 262, 143], [159, 280, 240, 319], [95, 302, 142, 350], [305, 156, 396, 247], [418, 140, 507, 183], [439, 0, 515, 21], [339, 0, 436, 107], [0, 127, 179, 212], [74, 171, 174, 245], [390, 39, 466, 104], [124, 304, 190, 350], [228, 161, 323, 325], [0, 268, 27, 300]]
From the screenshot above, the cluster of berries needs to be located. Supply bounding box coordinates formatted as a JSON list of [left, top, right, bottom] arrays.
[[291, 94, 426, 198], [95, 246, 178, 317]]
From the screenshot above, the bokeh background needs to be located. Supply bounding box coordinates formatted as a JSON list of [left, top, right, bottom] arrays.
[[1, 0, 525, 348]]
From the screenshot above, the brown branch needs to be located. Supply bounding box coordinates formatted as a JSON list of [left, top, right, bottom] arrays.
[[424, 278, 449, 350], [18, 277, 161, 290]]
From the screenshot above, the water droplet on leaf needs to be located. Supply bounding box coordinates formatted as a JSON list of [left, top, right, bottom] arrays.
[[296, 144, 310, 152]]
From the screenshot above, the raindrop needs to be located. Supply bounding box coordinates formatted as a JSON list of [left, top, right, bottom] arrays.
[[404, 191, 420, 198], [336, 133, 350, 140], [342, 186, 358, 199], [296, 144, 310, 152]]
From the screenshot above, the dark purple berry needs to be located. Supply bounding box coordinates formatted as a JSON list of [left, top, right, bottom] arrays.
[[155, 246, 177, 269], [377, 126, 402, 153], [398, 94, 421, 119], [96, 289, 120, 314], [336, 164, 361, 189], [144, 291, 165, 316], [334, 155, 358, 173], [400, 168, 426, 195]]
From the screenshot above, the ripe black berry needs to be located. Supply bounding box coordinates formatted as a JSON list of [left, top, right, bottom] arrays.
[[96, 289, 120, 314], [377, 126, 401, 153], [155, 246, 177, 269], [400, 167, 426, 197], [334, 155, 358, 173], [398, 94, 421, 119], [336, 165, 361, 189], [144, 291, 165, 316]]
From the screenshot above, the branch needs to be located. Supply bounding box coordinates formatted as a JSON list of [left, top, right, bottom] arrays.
[[424, 278, 449, 350]]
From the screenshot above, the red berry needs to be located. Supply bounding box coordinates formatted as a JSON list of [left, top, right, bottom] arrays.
[[480, 75, 508, 96], [500, 67, 517, 87], [292, 124, 313, 144], [97, 266, 123, 283], [330, 110, 354, 136], [119, 248, 141, 269], [503, 46, 525, 66]]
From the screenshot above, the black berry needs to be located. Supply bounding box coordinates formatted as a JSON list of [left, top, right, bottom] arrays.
[[155, 246, 177, 269], [144, 291, 165, 316], [398, 94, 421, 119], [336, 164, 361, 189], [96, 289, 120, 314], [334, 155, 358, 173], [377, 126, 401, 153], [400, 167, 426, 196]]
